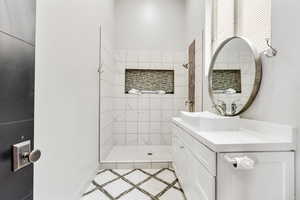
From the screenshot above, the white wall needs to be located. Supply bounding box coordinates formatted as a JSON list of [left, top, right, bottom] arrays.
[[186, 0, 205, 46], [238, 0, 271, 53], [99, 0, 116, 161], [242, 0, 300, 196], [115, 0, 186, 51], [34, 0, 101, 199]]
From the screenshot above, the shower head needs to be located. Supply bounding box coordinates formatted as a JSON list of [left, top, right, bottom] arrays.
[[182, 63, 190, 69]]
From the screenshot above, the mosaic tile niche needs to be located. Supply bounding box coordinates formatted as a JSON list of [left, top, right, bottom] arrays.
[[125, 69, 175, 94]]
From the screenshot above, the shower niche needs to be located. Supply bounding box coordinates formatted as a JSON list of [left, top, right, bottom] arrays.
[[125, 69, 175, 94]]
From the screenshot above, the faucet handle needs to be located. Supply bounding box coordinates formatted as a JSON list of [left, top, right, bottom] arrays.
[[213, 104, 226, 116]]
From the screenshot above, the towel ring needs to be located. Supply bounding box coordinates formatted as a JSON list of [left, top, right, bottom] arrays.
[[263, 38, 278, 57]]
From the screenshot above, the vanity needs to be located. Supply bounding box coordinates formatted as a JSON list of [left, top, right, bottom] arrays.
[[172, 112, 296, 200], [172, 37, 297, 200]]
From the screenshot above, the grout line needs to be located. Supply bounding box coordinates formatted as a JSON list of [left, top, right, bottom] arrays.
[[82, 188, 98, 197], [100, 169, 136, 187], [110, 169, 159, 200], [155, 179, 178, 198], [139, 168, 183, 192], [115, 184, 136, 199], [92, 181, 115, 200], [96, 169, 108, 175]]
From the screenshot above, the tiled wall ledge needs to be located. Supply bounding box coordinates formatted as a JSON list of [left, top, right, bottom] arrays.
[[100, 161, 173, 170]]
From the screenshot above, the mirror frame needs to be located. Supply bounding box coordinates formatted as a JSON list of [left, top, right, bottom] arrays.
[[208, 36, 262, 116]]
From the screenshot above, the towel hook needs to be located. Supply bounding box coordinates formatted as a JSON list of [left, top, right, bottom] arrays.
[[263, 38, 278, 57]]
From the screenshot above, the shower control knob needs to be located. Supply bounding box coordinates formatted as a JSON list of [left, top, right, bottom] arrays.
[[23, 149, 41, 163], [185, 100, 193, 106]]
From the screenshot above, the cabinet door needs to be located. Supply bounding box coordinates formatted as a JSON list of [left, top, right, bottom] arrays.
[[185, 147, 215, 200], [173, 135, 215, 200], [217, 152, 294, 200], [172, 136, 187, 185]]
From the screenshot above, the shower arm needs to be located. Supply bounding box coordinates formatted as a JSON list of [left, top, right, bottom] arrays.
[[182, 62, 192, 69]]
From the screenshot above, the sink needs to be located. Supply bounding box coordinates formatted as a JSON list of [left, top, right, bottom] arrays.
[[179, 111, 240, 131]]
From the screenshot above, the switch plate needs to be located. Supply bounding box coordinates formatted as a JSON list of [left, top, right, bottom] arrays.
[[13, 140, 31, 172]]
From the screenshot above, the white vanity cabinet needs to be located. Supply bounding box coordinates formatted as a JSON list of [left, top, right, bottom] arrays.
[[217, 152, 294, 200], [172, 124, 215, 200], [172, 123, 295, 200]]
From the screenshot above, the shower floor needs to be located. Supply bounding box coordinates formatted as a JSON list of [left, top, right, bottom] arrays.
[[101, 145, 172, 169]]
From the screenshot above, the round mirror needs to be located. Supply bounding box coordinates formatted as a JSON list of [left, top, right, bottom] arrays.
[[208, 37, 262, 116]]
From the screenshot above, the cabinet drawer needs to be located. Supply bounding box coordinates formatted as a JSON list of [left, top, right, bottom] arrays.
[[186, 146, 215, 200], [172, 124, 216, 176]]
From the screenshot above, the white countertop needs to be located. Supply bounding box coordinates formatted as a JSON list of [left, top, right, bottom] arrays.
[[172, 117, 296, 152]]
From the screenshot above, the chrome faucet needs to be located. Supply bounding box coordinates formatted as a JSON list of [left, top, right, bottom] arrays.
[[213, 100, 227, 116], [231, 102, 238, 115]]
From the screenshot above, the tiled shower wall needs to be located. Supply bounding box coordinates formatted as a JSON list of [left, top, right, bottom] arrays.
[[112, 51, 188, 145]]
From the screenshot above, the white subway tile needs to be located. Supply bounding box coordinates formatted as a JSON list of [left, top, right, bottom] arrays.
[[139, 110, 150, 122], [126, 134, 138, 145], [150, 122, 161, 133], [126, 122, 138, 134], [150, 110, 161, 122], [138, 122, 149, 134], [126, 111, 139, 121], [150, 98, 161, 110]]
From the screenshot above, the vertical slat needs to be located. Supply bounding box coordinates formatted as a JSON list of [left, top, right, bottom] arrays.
[[188, 40, 196, 112]]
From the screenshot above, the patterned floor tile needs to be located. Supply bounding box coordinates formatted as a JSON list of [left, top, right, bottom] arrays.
[[94, 170, 118, 185], [118, 189, 151, 200], [114, 169, 133, 176], [123, 170, 150, 184], [84, 183, 96, 194], [81, 168, 186, 200], [139, 178, 168, 196], [174, 182, 180, 188], [159, 187, 186, 200], [142, 168, 161, 175], [155, 169, 177, 184], [82, 190, 110, 200], [103, 178, 133, 198]]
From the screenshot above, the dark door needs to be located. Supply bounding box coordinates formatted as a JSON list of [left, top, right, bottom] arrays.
[[188, 40, 196, 112], [0, 0, 36, 199]]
